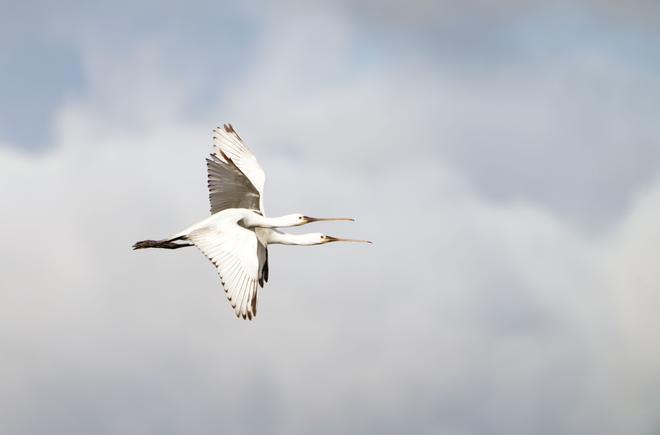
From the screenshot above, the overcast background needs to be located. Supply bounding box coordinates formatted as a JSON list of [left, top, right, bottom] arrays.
[[1, 1, 660, 434]]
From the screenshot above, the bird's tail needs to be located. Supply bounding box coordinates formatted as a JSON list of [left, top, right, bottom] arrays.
[[132, 237, 193, 250]]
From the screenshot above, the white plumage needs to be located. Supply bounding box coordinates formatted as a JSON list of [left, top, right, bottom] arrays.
[[134, 124, 370, 320]]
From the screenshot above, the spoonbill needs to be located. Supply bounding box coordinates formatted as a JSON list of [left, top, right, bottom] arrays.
[[133, 124, 370, 320]]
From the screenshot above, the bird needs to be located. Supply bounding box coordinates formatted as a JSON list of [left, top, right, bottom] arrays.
[[133, 124, 370, 320]]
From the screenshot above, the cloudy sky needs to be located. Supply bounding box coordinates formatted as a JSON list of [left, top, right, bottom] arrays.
[[2, 1, 660, 434]]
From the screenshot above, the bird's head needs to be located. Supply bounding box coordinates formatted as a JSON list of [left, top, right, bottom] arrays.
[[288, 214, 355, 227]]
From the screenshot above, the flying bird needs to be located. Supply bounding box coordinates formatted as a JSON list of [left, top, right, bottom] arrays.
[[133, 124, 370, 320]]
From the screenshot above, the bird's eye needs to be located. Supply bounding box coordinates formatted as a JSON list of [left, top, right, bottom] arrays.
[[321, 235, 326, 239], [299, 216, 303, 220]]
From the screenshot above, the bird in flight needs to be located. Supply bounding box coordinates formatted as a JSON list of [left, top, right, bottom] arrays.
[[133, 124, 370, 320]]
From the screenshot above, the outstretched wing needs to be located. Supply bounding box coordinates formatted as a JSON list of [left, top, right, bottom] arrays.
[[207, 154, 260, 214], [211, 124, 266, 213], [188, 224, 260, 320]]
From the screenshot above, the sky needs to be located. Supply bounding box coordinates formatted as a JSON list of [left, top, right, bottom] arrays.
[[1, 1, 660, 434]]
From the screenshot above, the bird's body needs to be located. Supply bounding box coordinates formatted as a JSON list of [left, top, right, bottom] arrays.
[[172, 208, 304, 241], [134, 124, 369, 320]]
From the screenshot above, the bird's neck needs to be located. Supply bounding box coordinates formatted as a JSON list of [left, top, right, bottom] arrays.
[[242, 213, 295, 228], [267, 231, 318, 245]]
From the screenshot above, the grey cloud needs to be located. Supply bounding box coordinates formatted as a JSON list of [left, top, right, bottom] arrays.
[[212, 8, 660, 228], [3, 109, 660, 434], [0, 31, 84, 150], [2, 3, 660, 435], [337, 0, 660, 31], [0, 0, 259, 150]]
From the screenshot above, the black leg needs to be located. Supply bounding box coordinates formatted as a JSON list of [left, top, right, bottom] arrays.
[[159, 241, 194, 249]]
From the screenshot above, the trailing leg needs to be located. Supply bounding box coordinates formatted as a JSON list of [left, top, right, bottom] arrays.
[[132, 236, 193, 250]]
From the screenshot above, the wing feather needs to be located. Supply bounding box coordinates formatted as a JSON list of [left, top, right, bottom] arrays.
[[235, 274, 248, 318], [207, 155, 260, 214], [188, 224, 261, 320], [212, 124, 266, 212], [224, 259, 240, 303]]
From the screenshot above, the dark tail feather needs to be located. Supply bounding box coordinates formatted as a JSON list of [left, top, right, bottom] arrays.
[[132, 237, 193, 250]]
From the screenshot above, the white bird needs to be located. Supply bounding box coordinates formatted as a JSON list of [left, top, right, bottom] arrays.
[[133, 124, 370, 320]]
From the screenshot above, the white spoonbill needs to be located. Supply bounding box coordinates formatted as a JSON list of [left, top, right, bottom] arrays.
[[133, 124, 370, 320]]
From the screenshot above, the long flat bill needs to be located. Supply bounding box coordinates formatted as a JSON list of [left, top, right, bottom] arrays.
[[304, 216, 355, 222], [326, 236, 372, 244]]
